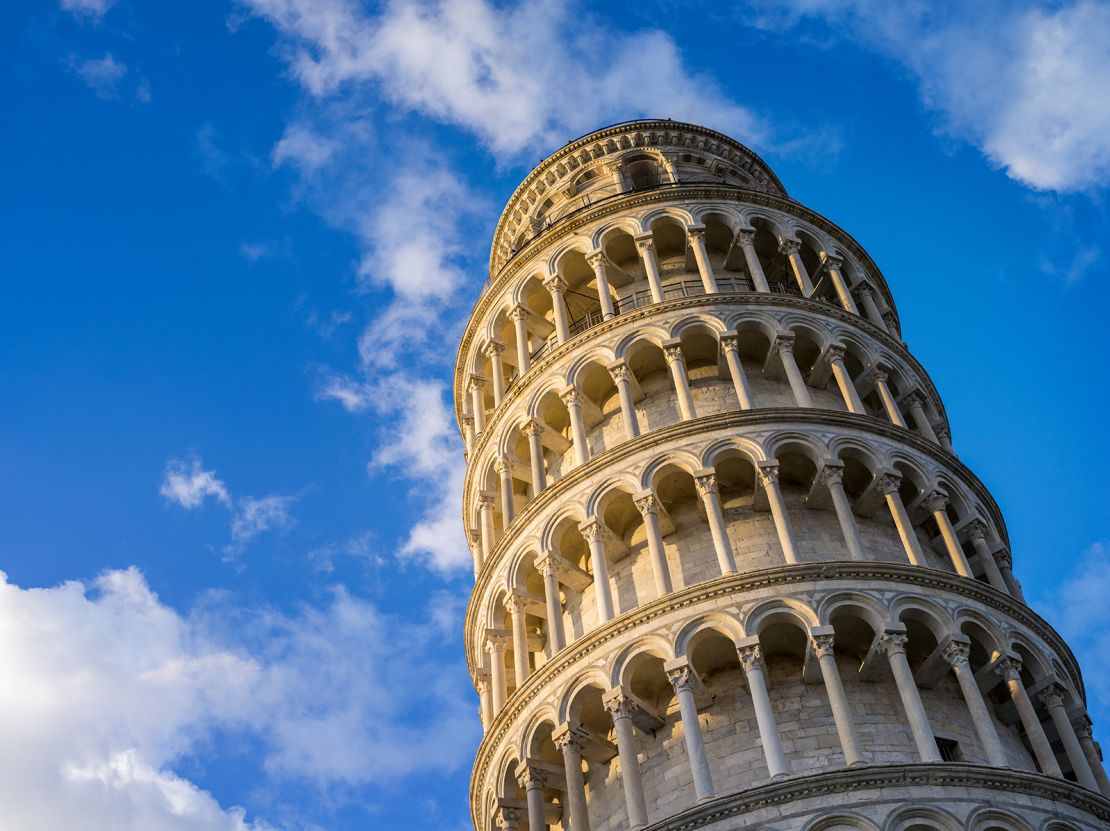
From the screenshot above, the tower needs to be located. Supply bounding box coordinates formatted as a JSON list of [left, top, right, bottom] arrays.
[[456, 120, 1110, 831]]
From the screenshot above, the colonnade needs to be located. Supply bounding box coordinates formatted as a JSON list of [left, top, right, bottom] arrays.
[[489, 624, 1108, 831]]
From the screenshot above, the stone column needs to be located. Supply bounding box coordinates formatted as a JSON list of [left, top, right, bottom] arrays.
[[561, 387, 589, 466], [995, 657, 1062, 777], [736, 229, 771, 292], [478, 493, 497, 564], [720, 334, 755, 410], [694, 469, 737, 574], [757, 463, 800, 564], [881, 631, 941, 761], [487, 634, 508, 713], [939, 640, 1007, 766], [603, 690, 649, 830], [905, 392, 939, 443], [826, 345, 865, 414], [545, 274, 571, 343], [876, 472, 925, 566], [994, 547, 1027, 602], [604, 160, 627, 191], [821, 255, 859, 314], [777, 336, 814, 408], [553, 724, 591, 831], [820, 462, 867, 562], [936, 425, 954, 453], [469, 529, 483, 575], [779, 239, 814, 295], [522, 419, 547, 494], [737, 640, 788, 779], [634, 490, 673, 596], [687, 226, 718, 294], [811, 631, 865, 766], [517, 765, 547, 831], [586, 250, 616, 319], [580, 519, 614, 623], [486, 341, 507, 405], [462, 415, 476, 458], [942, 640, 1007, 767], [882, 311, 900, 338], [869, 369, 907, 428], [965, 520, 1009, 593], [509, 304, 531, 374], [495, 456, 515, 526], [505, 594, 530, 688], [1073, 716, 1110, 796], [857, 286, 888, 332], [635, 235, 665, 303], [1039, 685, 1098, 790], [537, 552, 566, 653], [608, 361, 641, 439], [922, 491, 973, 578], [476, 676, 492, 730], [469, 376, 487, 435], [663, 339, 697, 420], [666, 661, 715, 801]]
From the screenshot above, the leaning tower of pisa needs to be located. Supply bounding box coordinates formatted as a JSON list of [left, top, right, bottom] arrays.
[[455, 120, 1110, 831]]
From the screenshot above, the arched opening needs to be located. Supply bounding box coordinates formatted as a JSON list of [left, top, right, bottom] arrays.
[[575, 360, 621, 457], [625, 339, 678, 432]]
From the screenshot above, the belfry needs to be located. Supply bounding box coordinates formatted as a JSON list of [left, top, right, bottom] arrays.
[[455, 120, 1109, 831]]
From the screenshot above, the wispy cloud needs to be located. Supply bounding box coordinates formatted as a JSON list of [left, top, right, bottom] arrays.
[[160, 457, 232, 510], [0, 566, 477, 827], [228, 495, 298, 554], [71, 53, 128, 99], [59, 0, 118, 22], [746, 0, 1110, 193]]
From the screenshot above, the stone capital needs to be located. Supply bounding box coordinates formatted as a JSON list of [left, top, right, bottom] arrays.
[[811, 632, 836, 658], [993, 655, 1023, 683], [880, 632, 909, 656], [866, 367, 888, 385], [719, 333, 740, 353], [634, 234, 656, 253], [560, 386, 581, 407], [477, 492, 497, 510], [602, 687, 637, 720], [737, 642, 764, 673], [665, 662, 696, 693], [484, 340, 506, 358], [585, 249, 607, 270], [536, 550, 563, 579], [964, 518, 990, 543], [775, 333, 796, 355], [607, 360, 631, 383], [825, 343, 847, 363], [467, 374, 487, 392], [503, 593, 526, 616], [694, 471, 719, 498], [485, 633, 509, 653], [494, 456, 514, 476], [942, 639, 971, 667], [578, 518, 603, 544], [756, 462, 780, 488], [633, 490, 658, 516], [662, 338, 684, 364], [686, 225, 706, 242], [819, 463, 845, 488], [516, 763, 547, 791], [543, 274, 567, 294], [922, 490, 950, 515], [508, 304, 529, 323], [521, 418, 545, 438], [994, 546, 1013, 569], [552, 722, 589, 754], [821, 254, 844, 271], [496, 805, 523, 831], [875, 471, 902, 495], [778, 238, 801, 256], [735, 228, 756, 246], [1038, 684, 1067, 711]]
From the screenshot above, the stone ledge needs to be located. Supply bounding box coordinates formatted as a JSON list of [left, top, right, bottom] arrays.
[[642, 763, 1110, 831]]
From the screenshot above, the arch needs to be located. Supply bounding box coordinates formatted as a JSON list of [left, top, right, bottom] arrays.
[[674, 612, 745, 657], [883, 805, 962, 831], [890, 594, 956, 642], [967, 807, 1035, 831], [819, 591, 890, 632], [520, 707, 560, 759], [744, 596, 820, 636], [701, 436, 767, 468], [585, 475, 642, 518], [610, 634, 675, 689], [557, 667, 611, 724], [640, 449, 702, 490], [668, 313, 728, 339], [804, 813, 881, 831]]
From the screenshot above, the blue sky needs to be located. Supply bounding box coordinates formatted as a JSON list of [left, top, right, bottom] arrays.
[[1, 0, 1109, 828]]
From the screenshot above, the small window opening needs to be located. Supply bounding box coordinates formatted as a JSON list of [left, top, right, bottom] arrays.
[[936, 737, 961, 762]]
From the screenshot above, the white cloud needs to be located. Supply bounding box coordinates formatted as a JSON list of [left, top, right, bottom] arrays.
[[60, 0, 117, 21], [369, 377, 469, 573], [272, 123, 339, 174], [748, 0, 1110, 192], [241, 0, 767, 156], [72, 53, 128, 99], [1036, 542, 1110, 716], [228, 495, 298, 552], [0, 566, 477, 828], [161, 457, 232, 510]]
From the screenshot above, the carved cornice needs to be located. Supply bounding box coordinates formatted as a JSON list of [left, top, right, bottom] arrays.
[[466, 563, 1085, 797], [458, 293, 946, 467]]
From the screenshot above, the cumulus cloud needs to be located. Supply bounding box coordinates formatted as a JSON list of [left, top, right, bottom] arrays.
[[0, 566, 477, 828], [747, 0, 1110, 192], [241, 0, 768, 156], [161, 457, 232, 510]]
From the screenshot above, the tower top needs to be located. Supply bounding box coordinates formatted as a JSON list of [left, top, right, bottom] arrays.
[[489, 119, 787, 275]]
